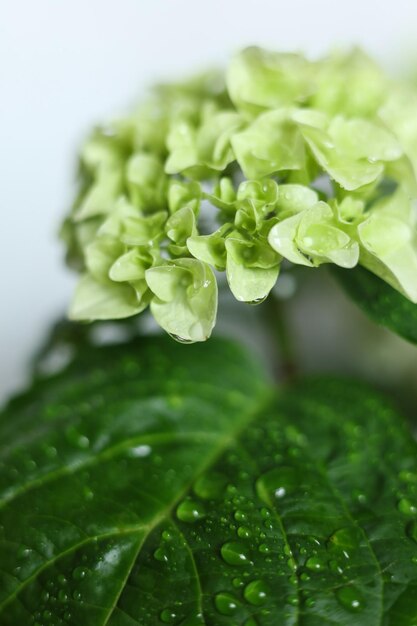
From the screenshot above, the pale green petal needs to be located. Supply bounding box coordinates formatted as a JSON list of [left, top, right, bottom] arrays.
[[187, 226, 228, 270], [226, 234, 280, 269], [97, 197, 139, 238], [109, 249, 149, 282], [276, 184, 318, 217], [268, 213, 313, 267], [121, 211, 167, 246], [312, 48, 387, 117], [227, 257, 279, 304], [196, 110, 244, 170], [328, 117, 402, 162], [358, 190, 417, 301], [166, 206, 197, 245], [74, 170, 123, 221], [168, 180, 201, 214], [69, 274, 145, 321], [126, 152, 167, 211], [146, 259, 218, 342], [165, 120, 198, 175], [85, 236, 124, 282], [297, 202, 359, 268], [334, 196, 365, 225], [269, 202, 359, 268], [300, 123, 384, 190], [379, 86, 417, 181], [237, 178, 279, 208], [227, 47, 315, 114], [205, 177, 237, 212], [231, 110, 305, 179]]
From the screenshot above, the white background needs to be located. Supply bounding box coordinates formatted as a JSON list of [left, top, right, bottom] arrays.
[[1, 0, 417, 402]]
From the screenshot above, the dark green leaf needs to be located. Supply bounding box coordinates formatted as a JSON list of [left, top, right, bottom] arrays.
[[333, 265, 417, 345], [1, 336, 417, 625]]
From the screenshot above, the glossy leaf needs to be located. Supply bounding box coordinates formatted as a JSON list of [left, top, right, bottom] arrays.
[[333, 264, 417, 345], [1, 336, 417, 624]]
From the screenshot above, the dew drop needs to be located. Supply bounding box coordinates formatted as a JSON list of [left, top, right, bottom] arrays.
[[237, 526, 252, 539], [328, 527, 361, 550], [168, 333, 194, 344], [72, 566, 88, 581], [399, 470, 417, 484], [247, 296, 268, 305], [214, 592, 239, 615], [58, 589, 69, 602], [17, 546, 32, 559], [220, 542, 251, 566], [154, 547, 169, 562], [244, 579, 268, 606], [128, 445, 152, 458], [329, 559, 344, 575], [398, 498, 417, 516], [176, 499, 206, 523], [234, 510, 247, 523], [160, 608, 177, 623], [305, 556, 325, 571], [335, 586, 364, 612], [65, 426, 90, 449]]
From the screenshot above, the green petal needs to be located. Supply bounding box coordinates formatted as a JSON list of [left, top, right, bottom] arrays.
[[232, 110, 305, 179], [69, 274, 145, 321], [358, 189, 417, 301], [120, 211, 167, 246], [269, 202, 359, 268], [328, 116, 402, 162], [85, 236, 124, 282], [166, 206, 197, 245], [74, 170, 123, 222], [268, 213, 313, 267], [109, 249, 150, 282], [126, 152, 167, 211], [146, 259, 218, 342], [225, 239, 279, 303], [276, 184, 319, 217], [168, 180, 201, 214], [187, 226, 228, 270], [227, 46, 315, 114], [312, 48, 387, 117]]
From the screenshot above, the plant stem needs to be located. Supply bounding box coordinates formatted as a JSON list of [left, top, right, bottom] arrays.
[[261, 294, 298, 382]]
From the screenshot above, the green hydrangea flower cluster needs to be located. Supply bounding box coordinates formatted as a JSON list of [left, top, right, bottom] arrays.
[[62, 46, 417, 342]]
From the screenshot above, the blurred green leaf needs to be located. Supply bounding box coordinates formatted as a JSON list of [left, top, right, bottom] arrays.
[[333, 264, 417, 344]]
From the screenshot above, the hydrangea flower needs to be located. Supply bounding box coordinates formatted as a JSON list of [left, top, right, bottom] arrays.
[[62, 46, 417, 342]]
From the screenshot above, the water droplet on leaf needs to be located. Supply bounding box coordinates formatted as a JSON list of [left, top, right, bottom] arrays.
[[244, 579, 268, 605]]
